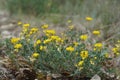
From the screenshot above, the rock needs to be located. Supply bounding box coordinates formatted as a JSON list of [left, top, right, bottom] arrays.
[[1, 30, 14, 39], [0, 10, 9, 16], [0, 23, 15, 31], [0, 10, 9, 24], [91, 74, 101, 80], [0, 17, 8, 23], [52, 73, 62, 78]]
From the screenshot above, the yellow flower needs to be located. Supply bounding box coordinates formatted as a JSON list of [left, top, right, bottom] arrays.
[[11, 38, 20, 44], [43, 39, 52, 44], [44, 30, 55, 36], [32, 53, 39, 58], [40, 46, 46, 51], [74, 42, 79, 46], [23, 23, 30, 28], [56, 38, 64, 43], [18, 21, 22, 25], [14, 44, 22, 49], [94, 43, 102, 49], [75, 61, 84, 70], [23, 28, 28, 33], [50, 36, 63, 43], [80, 50, 88, 59], [112, 47, 118, 53], [34, 40, 41, 47], [80, 34, 88, 41], [112, 47, 120, 56], [41, 24, 48, 29], [66, 46, 74, 52], [86, 17, 93, 21], [36, 40, 41, 44], [93, 30, 100, 35], [51, 36, 60, 40], [30, 27, 38, 34], [78, 60, 84, 66]]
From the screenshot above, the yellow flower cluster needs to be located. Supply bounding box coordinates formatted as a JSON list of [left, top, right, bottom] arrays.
[[11, 38, 20, 44], [43, 36, 63, 44], [36, 40, 41, 44], [94, 43, 102, 48], [94, 43, 103, 51], [41, 24, 48, 29], [14, 43, 22, 49], [43, 39, 52, 44], [44, 30, 55, 36], [93, 30, 100, 35], [111, 41, 120, 56], [20, 23, 40, 40], [86, 17, 93, 21], [66, 46, 74, 52], [80, 34, 88, 41], [112, 48, 118, 53], [32, 52, 39, 58], [75, 60, 84, 70], [112, 47, 119, 55], [51, 36, 63, 43], [29, 28, 38, 35], [23, 23, 30, 28], [78, 61, 84, 66], [22, 23, 30, 34], [34, 40, 41, 47], [80, 50, 88, 59], [51, 36, 60, 40], [29, 52, 40, 62], [74, 42, 79, 47], [40, 46, 46, 51]]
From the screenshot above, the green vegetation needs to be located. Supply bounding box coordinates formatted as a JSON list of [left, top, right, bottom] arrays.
[[3, 22, 120, 79]]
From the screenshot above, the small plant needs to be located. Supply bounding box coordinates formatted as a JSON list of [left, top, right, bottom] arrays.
[[3, 19, 120, 79]]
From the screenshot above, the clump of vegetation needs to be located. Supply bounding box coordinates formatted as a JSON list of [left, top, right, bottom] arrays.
[[0, 18, 119, 79]]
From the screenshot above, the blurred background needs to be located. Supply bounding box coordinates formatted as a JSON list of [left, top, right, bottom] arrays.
[[0, 0, 120, 41]]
